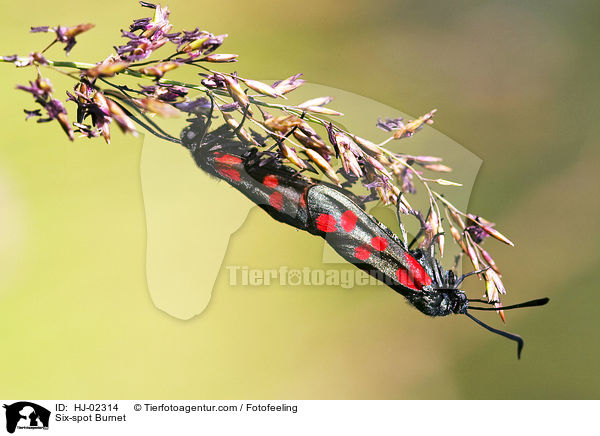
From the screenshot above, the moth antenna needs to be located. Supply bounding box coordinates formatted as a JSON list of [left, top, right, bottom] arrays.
[[468, 297, 549, 311], [468, 298, 494, 304], [465, 312, 524, 359]]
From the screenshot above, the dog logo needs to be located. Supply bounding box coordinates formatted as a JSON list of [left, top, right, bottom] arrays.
[[3, 402, 50, 433]]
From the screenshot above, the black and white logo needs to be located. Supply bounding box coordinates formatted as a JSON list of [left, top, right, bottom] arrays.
[[3, 402, 50, 433]]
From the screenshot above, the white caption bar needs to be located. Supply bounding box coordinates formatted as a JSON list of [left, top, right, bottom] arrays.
[[0, 400, 595, 435]]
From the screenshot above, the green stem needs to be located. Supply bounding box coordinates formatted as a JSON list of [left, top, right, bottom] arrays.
[[50, 61, 148, 79]]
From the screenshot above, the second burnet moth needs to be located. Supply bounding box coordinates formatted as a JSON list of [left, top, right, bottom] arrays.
[[185, 122, 549, 359]]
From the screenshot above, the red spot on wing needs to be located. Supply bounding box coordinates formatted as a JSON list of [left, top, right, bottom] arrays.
[[217, 167, 241, 182], [215, 154, 242, 165], [354, 244, 372, 261], [316, 214, 337, 232], [298, 193, 307, 209], [404, 253, 433, 289], [370, 236, 388, 251], [396, 267, 418, 290], [263, 174, 279, 188], [340, 210, 357, 232], [269, 191, 284, 210]]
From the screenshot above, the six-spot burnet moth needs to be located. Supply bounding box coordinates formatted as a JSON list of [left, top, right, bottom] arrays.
[[184, 121, 549, 359]]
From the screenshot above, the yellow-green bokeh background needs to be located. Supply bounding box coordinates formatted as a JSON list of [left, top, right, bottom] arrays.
[[1, 0, 598, 399]]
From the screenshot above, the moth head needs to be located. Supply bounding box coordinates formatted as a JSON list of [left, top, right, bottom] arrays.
[[409, 287, 468, 317]]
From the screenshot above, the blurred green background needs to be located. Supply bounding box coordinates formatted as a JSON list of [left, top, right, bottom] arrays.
[[0, 0, 598, 399]]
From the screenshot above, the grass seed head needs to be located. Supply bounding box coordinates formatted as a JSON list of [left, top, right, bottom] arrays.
[[243, 79, 282, 98], [305, 149, 340, 185], [138, 61, 179, 78]]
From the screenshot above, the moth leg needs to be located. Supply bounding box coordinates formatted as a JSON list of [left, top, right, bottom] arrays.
[[408, 209, 431, 250], [426, 231, 445, 255], [233, 101, 252, 135], [395, 197, 409, 248], [455, 266, 491, 287]]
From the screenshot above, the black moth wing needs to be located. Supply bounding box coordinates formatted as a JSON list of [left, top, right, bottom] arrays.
[[186, 125, 541, 355], [192, 131, 313, 232], [190, 126, 433, 297], [191, 126, 363, 237], [305, 184, 434, 296]]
